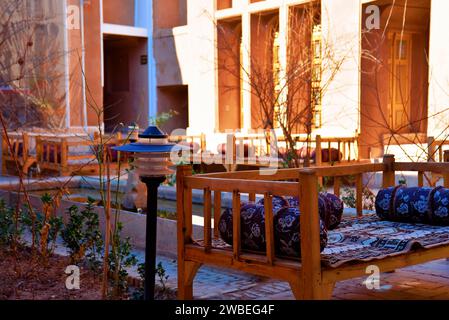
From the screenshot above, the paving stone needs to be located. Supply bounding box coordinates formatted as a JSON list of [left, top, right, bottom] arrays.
[[49, 237, 449, 300]]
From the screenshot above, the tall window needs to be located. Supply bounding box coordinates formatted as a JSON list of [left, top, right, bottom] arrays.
[[311, 24, 322, 128], [240, 36, 244, 128], [273, 31, 285, 128]]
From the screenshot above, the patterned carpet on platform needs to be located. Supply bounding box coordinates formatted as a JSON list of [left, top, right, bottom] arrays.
[[322, 215, 449, 267]]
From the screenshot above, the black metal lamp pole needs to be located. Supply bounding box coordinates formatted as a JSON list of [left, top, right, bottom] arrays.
[[141, 175, 166, 300], [113, 125, 187, 301]]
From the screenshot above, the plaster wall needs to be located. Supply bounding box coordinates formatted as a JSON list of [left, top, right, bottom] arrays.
[[320, 0, 361, 138], [103, 0, 135, 26], [428, 0, 449, 139]]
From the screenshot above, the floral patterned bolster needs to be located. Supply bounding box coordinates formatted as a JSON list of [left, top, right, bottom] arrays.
[[218, 194, 344, 258], [375, 186, 449, 225]]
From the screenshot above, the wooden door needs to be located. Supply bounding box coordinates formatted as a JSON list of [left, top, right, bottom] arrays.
[[389, 32, 412, 131]]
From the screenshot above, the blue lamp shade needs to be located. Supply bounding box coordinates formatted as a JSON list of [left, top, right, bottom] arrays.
[[113, 125, 176, 154], [112, 125, 188, 177], [113, 143, 178, 154]]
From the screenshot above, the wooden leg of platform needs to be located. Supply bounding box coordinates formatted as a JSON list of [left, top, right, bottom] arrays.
[[178, 260, 202, 300], [289, 280, 303, 300], [319, 282, 335, 300], [289, 280, 335, 300]]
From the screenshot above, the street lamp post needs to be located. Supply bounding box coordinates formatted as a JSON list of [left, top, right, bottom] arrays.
[[113, 125, 182, 300]]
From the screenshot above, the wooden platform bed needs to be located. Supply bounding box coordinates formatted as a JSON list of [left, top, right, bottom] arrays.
[[176, 155, 449, 300]]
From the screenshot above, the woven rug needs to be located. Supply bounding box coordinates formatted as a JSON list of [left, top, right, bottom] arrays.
[[323, 214, 449, 268]]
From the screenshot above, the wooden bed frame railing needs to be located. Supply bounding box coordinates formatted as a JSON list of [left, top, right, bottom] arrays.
[[1, 132, 36, 175], [428, 137, 449, 163], [36, 136, 99, 176], [177, 155, 449, 300], [234, 132, 360, 166], [169, 134, 207, 153]]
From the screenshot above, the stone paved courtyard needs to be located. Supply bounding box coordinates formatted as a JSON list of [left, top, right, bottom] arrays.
[[132, 251, 449, 300]]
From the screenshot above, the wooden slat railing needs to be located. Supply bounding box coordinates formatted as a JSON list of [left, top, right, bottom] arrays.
[[213, 191, 221, 239], [232, 190, 241, 260], [264, 192, 275, 265], [169, 134, 206, 152]]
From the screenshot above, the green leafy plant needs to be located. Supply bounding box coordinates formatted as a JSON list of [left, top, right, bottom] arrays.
[[132, 261, 170, 300], [342, 187, 376, 211], [131, 263, 146, 300], [62, 198, 104, 270], [149, 110, 179, 128], [156, 262, 169, 292], [157, 210, 177, 220], [108, 222, 138, 296], [22, 194, 63, 257], [0, 199, 24, 245], [342, 187, 356, 209]]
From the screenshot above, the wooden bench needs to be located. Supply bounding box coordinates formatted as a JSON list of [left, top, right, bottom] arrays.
[[223, 133, 361, 171], [176, 155, 449, 300], [1, 132, 36, 175], [169, 134, 207, 153], [428, 136, 449, 163], [36, 135, 99, 176]]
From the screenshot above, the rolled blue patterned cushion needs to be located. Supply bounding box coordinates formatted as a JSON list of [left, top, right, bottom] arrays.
[[392, 187, 433, 223], [218, 208, 233, 246], [285, 196, 299, 208], [274, 207, 328, 257], [218, 203, 266, 252], [375, 186, 403, 220], [256, 196, 289, 212], [285, 194, 343, 230], [430, 187, 449, 225], [323, 193, 344, 230], [375, 186, 449, 225], [218, 201, 329, 257]]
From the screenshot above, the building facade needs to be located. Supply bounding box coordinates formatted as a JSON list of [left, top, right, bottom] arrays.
[[1, 0, 156, 133], [154, 0, 449, 161]]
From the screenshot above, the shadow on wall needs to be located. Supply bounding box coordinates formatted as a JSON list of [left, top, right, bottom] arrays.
[[153, 0, 189, 134], [103, 35, 149, 132]]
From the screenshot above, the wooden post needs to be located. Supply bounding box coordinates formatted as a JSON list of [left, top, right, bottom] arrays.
[[418, 172, 424, 187], [36, 137, 42, 163], [60, 138, 69, 176], [266, 130, 272, 155], [177, 165, 200, 300], [382, 154, 396, 188], [315, 135, 323, 185], [297, 168, 331, 299], [213, 191, 221, 239], [226, 134, 236, 171], [443, 151, 449, 188], [22, 133, 29, 160], [427, 137, 436, 162], [333, 177, 340, 197], [232, 190, 241, 260], [356, 174, 363, 217], [248, 193, 256, 202], [1, 133, 6, 174], [315, 135, 322, 166], [337, 141, 342, 162], [264, 193, 275, 265], [200, 133, 206, 152], [203, 188, 212, 252], [444, 150, 449, 163]]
